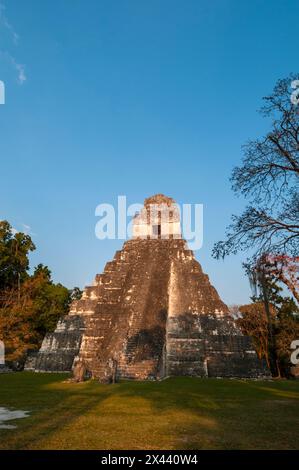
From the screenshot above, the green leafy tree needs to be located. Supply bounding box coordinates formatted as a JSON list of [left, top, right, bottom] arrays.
[[33, 263, 52, 282], [0, 221, 35, 292], [30, 266, 71, 336], [0, 224, 78, 367]]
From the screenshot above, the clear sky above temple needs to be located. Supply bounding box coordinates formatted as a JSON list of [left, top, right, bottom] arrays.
[[0, 0, 298, 304]]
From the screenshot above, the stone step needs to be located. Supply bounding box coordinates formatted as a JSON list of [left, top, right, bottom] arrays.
[[82, 286, 99, 299]]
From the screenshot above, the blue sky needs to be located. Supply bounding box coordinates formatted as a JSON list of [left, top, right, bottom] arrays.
[[0, 0, 298, 305]]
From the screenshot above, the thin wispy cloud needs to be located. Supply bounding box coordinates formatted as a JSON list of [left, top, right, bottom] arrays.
[[22, 223, 36, 236], [8, 53, 26, 84], [0, 1, 26, 84], [0, 2, 18, 44]]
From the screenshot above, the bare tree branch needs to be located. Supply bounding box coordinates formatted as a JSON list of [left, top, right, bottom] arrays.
[[213, 74, 299, 262]]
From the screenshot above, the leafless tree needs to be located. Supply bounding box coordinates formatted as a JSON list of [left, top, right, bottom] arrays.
[[213, 75, 299, 260]]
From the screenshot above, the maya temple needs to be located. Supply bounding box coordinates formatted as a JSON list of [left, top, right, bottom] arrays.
[[28, 194, 269, 381]]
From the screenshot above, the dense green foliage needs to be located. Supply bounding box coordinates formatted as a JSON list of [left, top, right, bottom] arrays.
[[0, 221, 81, 367], [0, 220, 35, 289]]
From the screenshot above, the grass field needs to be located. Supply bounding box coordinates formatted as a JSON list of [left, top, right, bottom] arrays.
[[0, 372, 298, 450]]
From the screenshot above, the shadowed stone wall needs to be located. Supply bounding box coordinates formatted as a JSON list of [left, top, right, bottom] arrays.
[[29, 315, 84, 372]]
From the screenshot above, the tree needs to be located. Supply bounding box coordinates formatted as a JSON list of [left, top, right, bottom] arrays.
[[0, 223, 77, 367], [69, 286, 83, 302], [275, 308, 299, 376], [239, 264, 299, 377], [238, 302, 275, 368], [33, 263, 52, 282], [261, 254, 299, 304], [28, 269, 70, 336], [0, 221, 35, 292], [246, 257, 280, 376], [0, 265, 70, 365], [213, 75, 299, 261]]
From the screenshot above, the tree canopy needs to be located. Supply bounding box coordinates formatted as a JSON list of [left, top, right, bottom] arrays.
[[0, 221, 81, 367], [0, 221, 35, 290], [238, 277, 299, 377]]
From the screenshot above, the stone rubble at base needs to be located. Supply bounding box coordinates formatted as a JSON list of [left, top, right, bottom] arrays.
[[0, 364, 13, 374]]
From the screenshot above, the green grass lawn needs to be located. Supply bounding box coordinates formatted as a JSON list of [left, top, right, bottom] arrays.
[[0, 372, 298, 450]]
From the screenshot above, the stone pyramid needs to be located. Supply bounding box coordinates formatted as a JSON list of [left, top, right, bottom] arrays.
[[31, 195, 268, 381]]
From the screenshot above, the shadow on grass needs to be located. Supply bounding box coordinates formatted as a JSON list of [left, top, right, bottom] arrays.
[[0, 374, 299, 449], [103, 378, 299, 449], [0, 374, 114, 449]]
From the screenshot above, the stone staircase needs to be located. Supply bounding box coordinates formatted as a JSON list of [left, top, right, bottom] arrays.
[[33, 236, 269, 380], [76, 239, 171, 381]]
